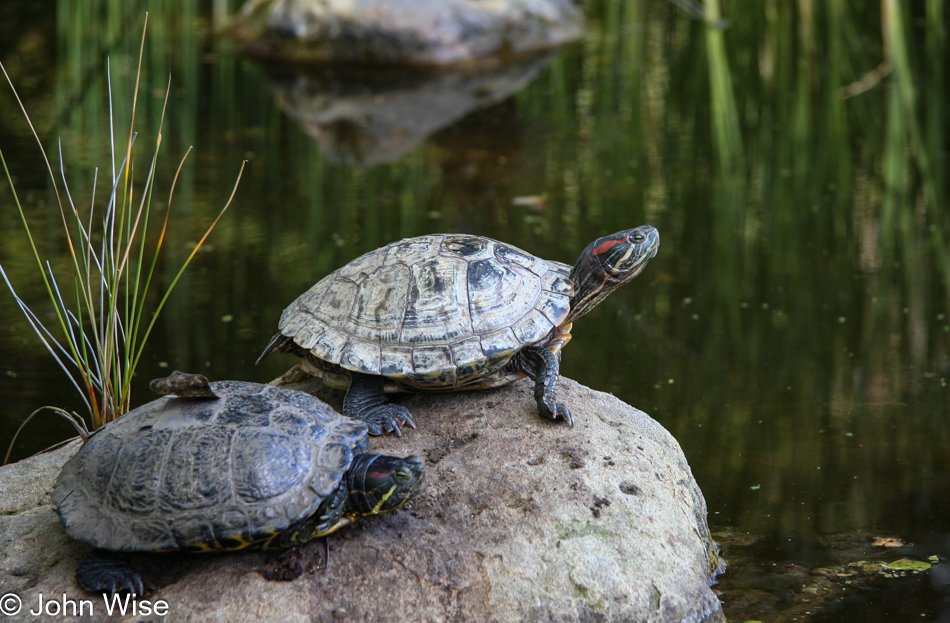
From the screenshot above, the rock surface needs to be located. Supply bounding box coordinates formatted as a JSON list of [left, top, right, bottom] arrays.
[[230, 0, 583, 65], [0, 373, 723, 622]]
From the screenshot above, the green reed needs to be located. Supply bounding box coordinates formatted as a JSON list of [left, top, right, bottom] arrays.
[[0, 15, 244, 454]]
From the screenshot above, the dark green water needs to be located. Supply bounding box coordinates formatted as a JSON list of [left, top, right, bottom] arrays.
[[1, 1, 948, 620]]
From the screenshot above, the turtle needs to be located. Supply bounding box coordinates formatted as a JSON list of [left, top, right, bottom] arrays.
[[257, 225, 659, 435], [50, 371, 425, 595]]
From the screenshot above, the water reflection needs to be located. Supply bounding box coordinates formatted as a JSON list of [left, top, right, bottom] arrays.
[[263, 55, 556, 166]]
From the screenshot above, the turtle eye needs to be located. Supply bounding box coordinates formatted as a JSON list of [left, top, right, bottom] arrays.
[[632, 232, 645, 243], [394, 469, 411, 482]]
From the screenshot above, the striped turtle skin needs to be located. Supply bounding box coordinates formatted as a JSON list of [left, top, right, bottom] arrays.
[[51, 374, 424, 595], [260, 227, 660, 434]]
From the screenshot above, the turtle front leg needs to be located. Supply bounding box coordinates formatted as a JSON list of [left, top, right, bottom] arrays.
[[343, 373, 416, 436], [76, 550, 144, 596], [518, 345, 574, 426]]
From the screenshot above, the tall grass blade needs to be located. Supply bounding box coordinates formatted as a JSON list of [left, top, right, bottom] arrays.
[[3, 407, 89, 466], [0, 14, 243, 437]]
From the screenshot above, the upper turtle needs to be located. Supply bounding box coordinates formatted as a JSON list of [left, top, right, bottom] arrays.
[[259, 226, 659, 434]]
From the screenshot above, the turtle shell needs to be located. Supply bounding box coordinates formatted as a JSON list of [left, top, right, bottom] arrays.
[[51, 381, 368, 553], [278, 234, 575, 389]]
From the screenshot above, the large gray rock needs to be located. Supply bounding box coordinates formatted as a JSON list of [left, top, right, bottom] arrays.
[[230, 0, 583, 65], [0, 375, 723, 622]]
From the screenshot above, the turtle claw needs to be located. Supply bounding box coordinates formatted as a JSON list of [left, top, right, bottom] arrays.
[[121, 575, 146, 597], [77, 550, 144, 597], [539, 400, 573, 426], [365, 405, 415, 437], [556, 403, 574, 426]]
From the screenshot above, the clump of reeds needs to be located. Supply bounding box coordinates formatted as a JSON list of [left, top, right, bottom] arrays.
[[0, 15, 245, 462]]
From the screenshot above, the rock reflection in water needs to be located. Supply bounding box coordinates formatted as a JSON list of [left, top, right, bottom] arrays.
[[262, 54, 556, 167]]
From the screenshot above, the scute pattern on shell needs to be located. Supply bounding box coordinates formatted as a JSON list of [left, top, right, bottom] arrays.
[[278, 234, 574, 388], [51, 381, 368, 553]]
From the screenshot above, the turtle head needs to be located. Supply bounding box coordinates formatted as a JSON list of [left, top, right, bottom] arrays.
[[345, 453, 425, 517], [568, 225, 659, 322], [149, 371, 219, 399]]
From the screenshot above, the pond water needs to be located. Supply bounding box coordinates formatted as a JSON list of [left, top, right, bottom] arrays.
[[1, 1, 948, 620]]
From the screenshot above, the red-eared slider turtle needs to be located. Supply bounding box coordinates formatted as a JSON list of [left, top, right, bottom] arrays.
[[51, 372, 424, 595], [258, 226, 659, 435]]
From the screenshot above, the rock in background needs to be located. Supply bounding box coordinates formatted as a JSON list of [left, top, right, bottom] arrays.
[[230, 0, 583, 65], [0, 375, 723, 622]]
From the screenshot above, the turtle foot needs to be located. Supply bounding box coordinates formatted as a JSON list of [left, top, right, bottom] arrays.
[[539, 400, 574, 426], [76, 550, 145, 596], [344, 373, 417, 436], [364, 404, 416, 437]]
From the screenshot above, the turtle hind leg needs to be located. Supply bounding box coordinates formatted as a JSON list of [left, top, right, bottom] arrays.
[[518, 346, 574, 426], [343, 373, 416, 436], [76, 550, 144, 596]]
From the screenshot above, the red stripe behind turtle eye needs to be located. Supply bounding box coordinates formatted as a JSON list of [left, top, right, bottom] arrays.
[[591, 239, 621, 255], [366, 472, 389, 480]]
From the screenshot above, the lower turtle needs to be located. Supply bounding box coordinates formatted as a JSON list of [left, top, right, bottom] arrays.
[[257, 226, 659, 434], [51, 372, 425, 595]]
